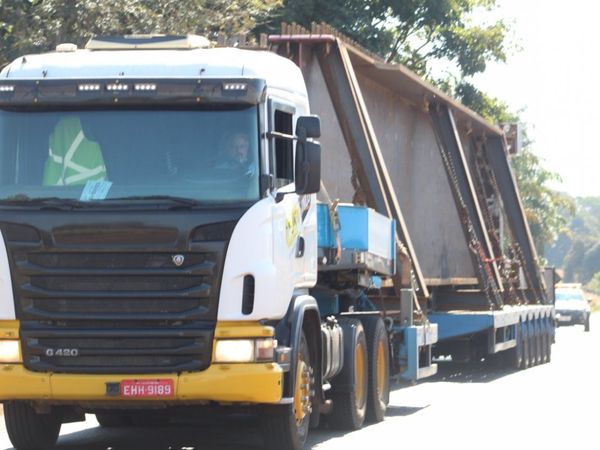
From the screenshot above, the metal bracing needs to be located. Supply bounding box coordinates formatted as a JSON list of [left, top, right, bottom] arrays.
[[429, 104, 504, 309], [314, 39, 429, 300], [483, 135, 547, 304], [468, 138, 528, 306]]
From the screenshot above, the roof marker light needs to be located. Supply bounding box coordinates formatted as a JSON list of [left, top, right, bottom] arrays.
[[223, 82, 247, 91], [134, 83, 157, 91], [78, 83, 101, 91], [0, 85, 15, 92], [107, 83, 129, 91]]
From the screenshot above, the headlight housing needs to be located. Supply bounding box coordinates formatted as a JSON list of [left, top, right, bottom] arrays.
[[0, 340, 21, 363], [214, 338, 276, 363]]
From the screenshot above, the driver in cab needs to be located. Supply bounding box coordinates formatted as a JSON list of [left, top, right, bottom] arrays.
[[216, 132, 256, 177]]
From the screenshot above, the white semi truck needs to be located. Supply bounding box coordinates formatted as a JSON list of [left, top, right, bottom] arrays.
[[0, 30, 553, 450]]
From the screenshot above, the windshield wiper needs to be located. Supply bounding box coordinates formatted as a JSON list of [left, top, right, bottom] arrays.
[[106, 195, 204, 208], [0, 195, 87, 209]]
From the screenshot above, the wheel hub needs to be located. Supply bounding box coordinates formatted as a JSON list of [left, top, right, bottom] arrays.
[[293, 360, 312, 425]]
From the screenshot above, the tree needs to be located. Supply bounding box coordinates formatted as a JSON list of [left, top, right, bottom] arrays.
[[0, 0, 281, 66], [510, 148, 575, 257], [454, 81, 516, 123], [0, 0, 34, 65], [585, 272, 600, 295], [268, 0, 507, 77]]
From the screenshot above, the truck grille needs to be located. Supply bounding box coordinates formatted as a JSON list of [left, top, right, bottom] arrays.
[[9, 242, 224, 374]]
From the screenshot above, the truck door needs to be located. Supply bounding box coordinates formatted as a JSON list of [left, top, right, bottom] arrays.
[[269, 99, 317, 292]]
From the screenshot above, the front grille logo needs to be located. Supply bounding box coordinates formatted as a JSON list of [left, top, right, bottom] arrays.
[[172, 254, 185, 267]]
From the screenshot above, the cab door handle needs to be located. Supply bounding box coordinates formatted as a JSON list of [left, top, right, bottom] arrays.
[[296, 237, 305, 258]]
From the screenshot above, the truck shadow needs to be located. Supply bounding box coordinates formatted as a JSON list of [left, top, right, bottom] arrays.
[[425, 360, 517, 384], [5, 418, 267, 450], [2, 408, 428, 450]]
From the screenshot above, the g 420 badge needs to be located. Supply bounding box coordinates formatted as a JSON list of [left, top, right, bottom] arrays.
[[45, 348, 79, 357]]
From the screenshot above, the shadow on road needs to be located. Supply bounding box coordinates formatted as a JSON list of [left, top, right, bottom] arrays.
[[426, 360, 515, 384], [3, 408, 432, 450], [384, 405, 429, 417]]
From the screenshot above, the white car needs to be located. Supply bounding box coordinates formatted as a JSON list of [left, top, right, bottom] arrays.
[[555, 284, 591, 332]]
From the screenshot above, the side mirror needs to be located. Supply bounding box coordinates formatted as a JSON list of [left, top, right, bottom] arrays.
[[296, 115, 321, 139], [295, 140, 321, 195]]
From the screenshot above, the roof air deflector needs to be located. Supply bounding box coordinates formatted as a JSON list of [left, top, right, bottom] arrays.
[[85, 35, 210, 50]]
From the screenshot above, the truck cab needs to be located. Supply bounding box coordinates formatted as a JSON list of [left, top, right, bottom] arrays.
[[0, 35, 323, 450]]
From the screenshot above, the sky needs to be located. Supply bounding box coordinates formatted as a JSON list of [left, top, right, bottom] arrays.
[[470, 0, 600, 197]]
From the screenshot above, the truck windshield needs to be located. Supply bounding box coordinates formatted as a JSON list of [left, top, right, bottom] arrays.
[[555, 290, 585, 301], [0, 106, 260, 205]]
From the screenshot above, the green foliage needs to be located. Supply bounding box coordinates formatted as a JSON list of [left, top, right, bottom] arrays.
[[0, 0, 280, 66], [510, 149, 575, 256], [547, 196, 600, 284], [268, 0, 507, 77], [586, 272, 600, 296], [455, 81, 516, 123], [0, 0, 34, 65]]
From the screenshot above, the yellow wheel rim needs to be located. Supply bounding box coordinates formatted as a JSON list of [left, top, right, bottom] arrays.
[[293, 359, 311, 425], [355, 341, 366, 407], [376, 339, 386, 398]]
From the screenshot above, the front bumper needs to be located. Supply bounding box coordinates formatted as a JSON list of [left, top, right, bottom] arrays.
[[0, 320, 283, 404], [0, 363, 283, 404], [555, 310, 588, 325]]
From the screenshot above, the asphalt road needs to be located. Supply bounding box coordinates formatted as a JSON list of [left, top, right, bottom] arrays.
[[1, 314, 598, 450]]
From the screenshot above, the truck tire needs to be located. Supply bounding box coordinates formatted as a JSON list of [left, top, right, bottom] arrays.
[[546, 327, 552, 363], [361, 316, 390, 423], [520, 321, 530, 370], [328, 319, 368, 430], [535, 320, 543, 365], [530, 320, 538, 366], [96, 413, 132, 427], [261, 331, 312, 450], [504, 323, 523, 370], [5, 401, 61, 450], [542, 320, 552, 364], [584, 315, 590, 332]]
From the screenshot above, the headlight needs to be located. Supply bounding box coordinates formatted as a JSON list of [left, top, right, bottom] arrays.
[[0, 340, 21, 363], [214, 338, 276, 363]]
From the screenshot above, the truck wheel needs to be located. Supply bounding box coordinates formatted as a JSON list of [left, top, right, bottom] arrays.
[[261, 331, 312, 450], [362, 316, 390, 423], [546, 328, 552, 363], [96, 413, 132, 427], [328, 319, 368, 430], [542, 320, 552, 364], [584, 315, 590, 332], [5, 401, 61, 450], [504, 323, 523, 370], [531, 320, 539, 366], [520, 321, 530, 370]]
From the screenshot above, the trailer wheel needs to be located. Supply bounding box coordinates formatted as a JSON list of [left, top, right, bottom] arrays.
[[328, 319, 368, 430], [504, 323, 523, 370], [362, 316, 390, 423], [96, 413, 132, 427], [520, 321, 530, 370], [534, 320, 542, 366], [532, 320, 540, 366], [544, 327, 552, 363], [541, 320, 551, 364], [261, 331, 312, 450], [5, 401, 61, 450], [546, 323, 553, 363]]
